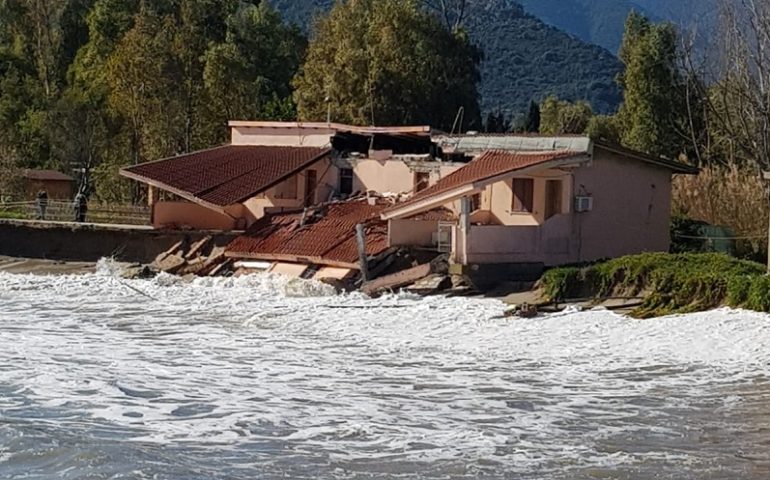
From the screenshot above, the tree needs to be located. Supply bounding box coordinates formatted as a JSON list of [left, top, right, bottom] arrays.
[[539, 95, 593, 135], [484, 109, 509, 133], [293, 0, 481, 131], [617, 11, 687, 159], [586, 115, 621, 143], [203, 1, 305, 136], [422, 0, 467, 31], [105, 4, 182, 202], [525, 100, 540, 133]]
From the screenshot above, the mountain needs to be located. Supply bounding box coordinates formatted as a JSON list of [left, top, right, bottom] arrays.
[[268, 0, 622, 116], [518, 0, 717, 54], [465, 0, 621, 115]]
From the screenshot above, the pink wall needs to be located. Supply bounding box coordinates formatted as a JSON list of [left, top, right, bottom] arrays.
[[231, 126, 333, 147], [153, 202, 236, 230], [241, 158, 338, 224], [464, 214, 576, 265], [352, 158, 415, 193], [459, 149, 675, 265], [388, 219, 440, 247], [572, 147, 672, 261]]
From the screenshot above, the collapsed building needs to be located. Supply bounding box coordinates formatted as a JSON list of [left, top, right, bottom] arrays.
[[121, 122, 697, 292]]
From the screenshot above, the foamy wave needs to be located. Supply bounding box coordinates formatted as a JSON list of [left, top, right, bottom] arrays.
[[2, 273, 770, 478]]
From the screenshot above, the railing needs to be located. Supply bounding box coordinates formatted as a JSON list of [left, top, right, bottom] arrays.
[[0, 200, 151, 225]]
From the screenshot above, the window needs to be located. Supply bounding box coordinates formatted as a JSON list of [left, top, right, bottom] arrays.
[[414, 171, 430, 192], [512, 178, 534, 213], [545, 180, 563, 219], [471, 193, 482, 212], [273, 176, 298, 199], [339, 168, 354, 196]]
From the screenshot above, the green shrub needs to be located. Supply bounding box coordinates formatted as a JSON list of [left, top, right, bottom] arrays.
[[727, 275, 753, 306], [541, 253, 767, 318], [746, 276, 770, 312]]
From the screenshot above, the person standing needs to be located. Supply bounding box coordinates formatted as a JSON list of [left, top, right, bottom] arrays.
[[73, 191, 88, 223], [35, 189, 48, 220]]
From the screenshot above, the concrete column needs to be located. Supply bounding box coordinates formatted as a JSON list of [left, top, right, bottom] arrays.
[[148, 185, 157, 207], [459, 196, 471, 265]]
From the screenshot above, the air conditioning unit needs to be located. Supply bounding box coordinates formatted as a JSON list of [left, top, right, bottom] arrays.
[[574, 196, 593, 213]]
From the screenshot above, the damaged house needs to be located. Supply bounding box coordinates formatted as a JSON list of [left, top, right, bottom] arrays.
[[121, 123, 697, 287], [383, 134, 698, 271], [120, 121, 456, 230]]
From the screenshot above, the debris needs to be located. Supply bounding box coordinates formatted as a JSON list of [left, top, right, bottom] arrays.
[[361, 263, 432, 296], [185, 236, 212, 260], [154, 253, 186, 274], [148, 236, 231, 277], [504, 303, 539, 318]]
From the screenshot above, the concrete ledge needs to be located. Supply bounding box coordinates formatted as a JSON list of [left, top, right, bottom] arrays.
[[0, 219, 240, 264]]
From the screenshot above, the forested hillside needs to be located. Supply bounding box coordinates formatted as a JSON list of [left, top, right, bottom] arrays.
[[269, 0, 623, 115], [518, 0, 716, 53], [465, 0, 621, 115]]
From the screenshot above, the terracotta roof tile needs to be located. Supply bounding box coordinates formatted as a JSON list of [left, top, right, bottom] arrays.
[[121, 145, 330, 207], [226, 199, 391, 267], [384, 150, 582, 215]]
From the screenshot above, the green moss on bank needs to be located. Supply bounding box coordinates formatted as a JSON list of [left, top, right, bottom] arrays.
[[540, 253, 768, 318]]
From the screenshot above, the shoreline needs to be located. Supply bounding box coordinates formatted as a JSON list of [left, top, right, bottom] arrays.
[[0, 256, 97, 275], [0, 255, 641, 315]]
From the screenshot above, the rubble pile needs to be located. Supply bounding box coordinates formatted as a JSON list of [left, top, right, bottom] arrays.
[[151, 236, 232, 277]]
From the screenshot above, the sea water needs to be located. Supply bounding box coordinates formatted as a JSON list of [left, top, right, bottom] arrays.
[[1, 262, 769, 479]]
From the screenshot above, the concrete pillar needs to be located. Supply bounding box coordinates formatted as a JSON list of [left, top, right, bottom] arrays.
[[148, 185, 157, 207], [459, 196, 471, 265]]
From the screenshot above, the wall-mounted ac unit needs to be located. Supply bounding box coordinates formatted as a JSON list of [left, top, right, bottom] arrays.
[[574, 196, 593, 212]]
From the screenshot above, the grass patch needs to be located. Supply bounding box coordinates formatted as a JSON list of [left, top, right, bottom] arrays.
[[541, 253, 768, 318], [0, 209, 28, 220]]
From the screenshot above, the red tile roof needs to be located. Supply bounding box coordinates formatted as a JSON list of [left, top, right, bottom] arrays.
[[24, 169, 74, 181], [226, 199, 391, 268], [121, 146, 331, 207], [384, 150, 583, 215]]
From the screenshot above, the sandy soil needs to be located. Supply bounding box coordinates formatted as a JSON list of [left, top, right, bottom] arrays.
[[0, 256, 97, 275]]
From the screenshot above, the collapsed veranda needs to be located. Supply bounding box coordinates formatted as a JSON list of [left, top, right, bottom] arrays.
[[120, 121, 697, 285]]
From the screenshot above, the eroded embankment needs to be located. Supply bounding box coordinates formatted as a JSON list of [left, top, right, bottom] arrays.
[[540, 253, 770, 318]]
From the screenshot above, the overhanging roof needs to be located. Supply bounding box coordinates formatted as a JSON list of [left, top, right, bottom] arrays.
[[593, 141, 699, 174], [382, 150, 589, 220], [120, 145, 331, 209]]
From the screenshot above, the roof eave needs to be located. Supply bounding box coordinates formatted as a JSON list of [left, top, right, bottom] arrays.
[[119, 168, 231, 213], [594, 141, 699, 175]]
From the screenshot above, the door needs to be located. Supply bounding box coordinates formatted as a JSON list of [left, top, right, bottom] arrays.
[[304, 169, 317, 207], [545, 179, 562, 220]]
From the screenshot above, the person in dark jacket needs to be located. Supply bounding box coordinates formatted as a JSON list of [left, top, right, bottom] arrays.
[[35, 189, 48, 220], [73, 192, 87, 222]]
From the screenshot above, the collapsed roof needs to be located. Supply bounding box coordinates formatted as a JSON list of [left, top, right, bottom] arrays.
[[226, 199, 391, 269]]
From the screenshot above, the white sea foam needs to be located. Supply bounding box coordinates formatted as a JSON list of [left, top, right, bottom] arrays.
[[1, 268, 770, 478]]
